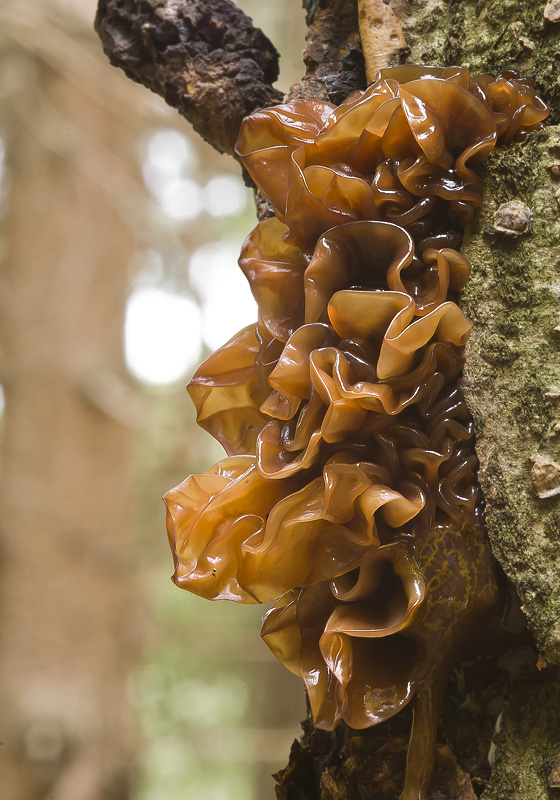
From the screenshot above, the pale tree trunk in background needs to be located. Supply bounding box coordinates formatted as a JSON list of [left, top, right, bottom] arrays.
[[95, 0, 560, 798], [0, 9, 152, 798]]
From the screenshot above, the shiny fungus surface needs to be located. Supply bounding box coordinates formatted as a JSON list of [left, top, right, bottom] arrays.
[[165, 64, 548, 800]]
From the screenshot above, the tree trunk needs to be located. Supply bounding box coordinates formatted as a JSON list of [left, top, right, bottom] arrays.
[[0, 11, 151, 798], [96, 1, 560, 798]]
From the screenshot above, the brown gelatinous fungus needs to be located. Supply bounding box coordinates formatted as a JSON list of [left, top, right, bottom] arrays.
[[187, 324, 270, 456], [470, 71, 549, 144], [164, 65, 548, 800], [262, 542, 425, 729]]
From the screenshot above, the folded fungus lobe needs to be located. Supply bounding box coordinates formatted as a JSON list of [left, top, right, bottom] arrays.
[[164, 64, 547, 800]]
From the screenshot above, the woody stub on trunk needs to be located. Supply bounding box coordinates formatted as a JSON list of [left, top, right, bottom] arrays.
[[96, 1, 560, 798]]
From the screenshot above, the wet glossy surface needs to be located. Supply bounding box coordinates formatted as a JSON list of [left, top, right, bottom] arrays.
[[165, 66, 548, 800]]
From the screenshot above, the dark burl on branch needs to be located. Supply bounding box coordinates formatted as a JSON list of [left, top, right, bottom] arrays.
[[94, 0, 283, 155]]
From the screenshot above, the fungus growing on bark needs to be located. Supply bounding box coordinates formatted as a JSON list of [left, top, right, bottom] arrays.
[[164, 65, 547, 800]]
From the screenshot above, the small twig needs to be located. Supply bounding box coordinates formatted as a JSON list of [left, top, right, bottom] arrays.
[[357, 0, 408, 84]]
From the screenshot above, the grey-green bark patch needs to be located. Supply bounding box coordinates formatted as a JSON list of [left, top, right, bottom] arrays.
[[460, 126, 560, 666], [459, 129, 560, 799], [396, 0, 560, 124], [484, 670, 560, 800]]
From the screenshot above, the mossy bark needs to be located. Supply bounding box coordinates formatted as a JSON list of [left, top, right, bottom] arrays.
[[403, 2, 560, 797], [461, 127, 560, 666], [457, 121, 560, 800]]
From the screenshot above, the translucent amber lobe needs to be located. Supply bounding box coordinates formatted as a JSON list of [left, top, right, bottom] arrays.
[[470, 70, 549, 144], [262, 542, 426, 730], [187, 324, 269, 456], [238, 217, 307, 342], [166, 453, 425, 604], [261, 522, 497, 735], [164, 456, 295, 602], [235, 99, 335, 217], [254, 308, 469, 479], [167, 65, 549, 800]]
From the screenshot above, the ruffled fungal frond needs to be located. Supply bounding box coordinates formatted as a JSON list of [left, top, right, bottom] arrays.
[[167, 65, 547, 792]]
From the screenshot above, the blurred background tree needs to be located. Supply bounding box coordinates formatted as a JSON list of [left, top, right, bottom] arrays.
[[0, 1, 306, 799]]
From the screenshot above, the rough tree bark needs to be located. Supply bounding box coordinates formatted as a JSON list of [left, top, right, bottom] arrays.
[[96, 1, 560, 798]]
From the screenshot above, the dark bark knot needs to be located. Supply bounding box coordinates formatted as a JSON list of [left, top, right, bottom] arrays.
[[95, 0, 283, 154]]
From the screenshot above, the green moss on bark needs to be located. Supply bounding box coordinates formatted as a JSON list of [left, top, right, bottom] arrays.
[[461, 127, 560, 667], [397, 0, 560, 124], [484, 670, 560, 799], [391, 5, 560, 792]]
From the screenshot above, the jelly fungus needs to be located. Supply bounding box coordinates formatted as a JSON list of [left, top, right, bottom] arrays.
[[164, 65, 547, 800]]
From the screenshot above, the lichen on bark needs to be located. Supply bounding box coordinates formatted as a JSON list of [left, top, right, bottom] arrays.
[[483, 672, 560, 799], [395, 0, 560, 124], [461, 127, 560, 664], [458, 125, 560, 799], [387, 2, 560, 794]]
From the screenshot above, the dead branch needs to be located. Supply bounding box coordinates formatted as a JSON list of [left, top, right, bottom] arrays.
[[295, 0, 366, 103], [94, 0, 283, 155], [357, 0, 407, 82]]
